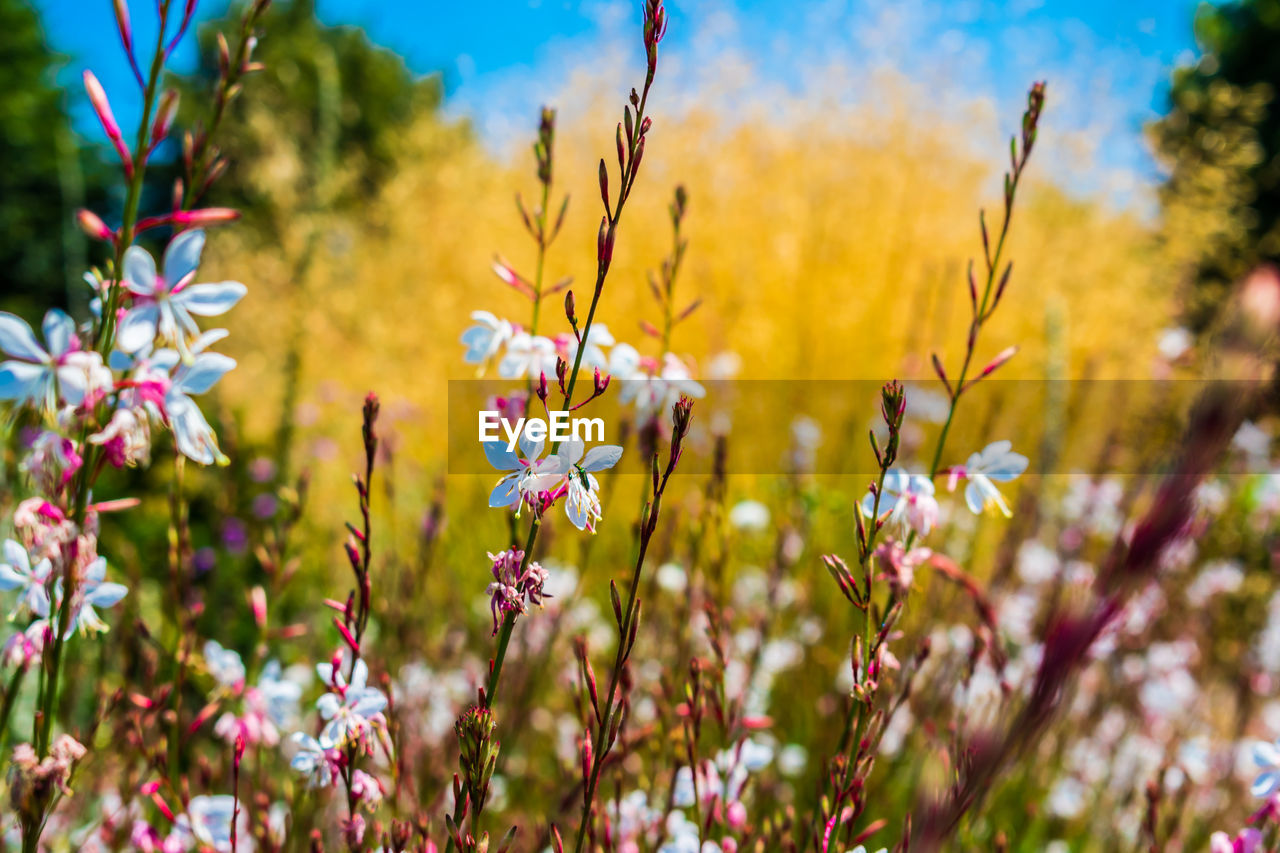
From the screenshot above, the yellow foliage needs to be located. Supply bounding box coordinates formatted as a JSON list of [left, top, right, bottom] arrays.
[[201, 77, 1173, 536]]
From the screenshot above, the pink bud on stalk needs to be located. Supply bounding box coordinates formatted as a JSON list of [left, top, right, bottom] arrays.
[[954, 346, 1017, 395], [76, 209, 115, 243], [112, 0, 132, 53], [972, 346, 1018, 385], [598, 158, 610, 213], [134, 207, 240, 234], [250, 586, 267, 628], [335, 617, 360, 650], [492, 257, 536, 299], [84, 71, 134, 177], [150, 89, 180, 148]]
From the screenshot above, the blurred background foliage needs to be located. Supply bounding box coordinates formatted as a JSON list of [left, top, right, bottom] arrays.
[[1152, 0, 1280, 333], [0, 0, 110, 321]]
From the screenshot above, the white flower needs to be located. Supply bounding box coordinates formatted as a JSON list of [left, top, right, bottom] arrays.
[[162, 348, 236, 466], [729, 500, 770, 531], [174, 795, 240, 852], [1157, 326, 1192, 361], [460, 311, 513, 368], [614, 346, 705, 415], [954, 441, 1028, 517], [0, 309, 109, 412], [483, 433, 560, 512], [540, 439, 623, 531], [0, 539, 52, 618], [862, 469, 938, 536], [567, 323, 615, 371], [115, 230, 246, 357], [315, 659, 388, 748], [498, 332, 556, 380], [257, 660, 304, 728], [89, 406, 151, 467], [1251, 739, 1280, 798], [59, 556, 128, 636], [289, 732, 336, 788], [204, 640, 246, 689]]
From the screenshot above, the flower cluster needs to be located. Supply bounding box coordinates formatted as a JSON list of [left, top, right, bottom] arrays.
[[485, 547, 550, 635]]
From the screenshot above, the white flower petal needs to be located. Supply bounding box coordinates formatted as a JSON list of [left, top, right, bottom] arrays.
[[42, 309, 76, 358], [115, 304, 160, 353], [123, 246, 158, 295], [581, 444, 623, 472], [163, 229, 206, 284], [175, 281, 247, 316], [176, 353, 236, 396], [0, 313, 46, 361]]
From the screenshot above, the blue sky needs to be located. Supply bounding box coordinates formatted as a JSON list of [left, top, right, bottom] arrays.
[[32, 0, 1206, 201]]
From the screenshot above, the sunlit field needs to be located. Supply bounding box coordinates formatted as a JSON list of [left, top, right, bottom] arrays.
[[1, 0, 1279, 851]]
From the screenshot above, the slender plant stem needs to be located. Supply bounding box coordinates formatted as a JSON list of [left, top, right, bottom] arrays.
[[34, 6, 171, 769]]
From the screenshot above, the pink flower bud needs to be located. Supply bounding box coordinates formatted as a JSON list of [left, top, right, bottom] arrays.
[[250, 586, 267, 628], [979, 346, 1017, 378], [112, 0, 132, 52], [151, 89, 180, 146], [76, 209, 115, 242], [174, 207, 238, 226], [84, 71, 133, 175]]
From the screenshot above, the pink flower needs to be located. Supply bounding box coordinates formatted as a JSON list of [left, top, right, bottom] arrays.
[[485, 548, 551, 634], [1210, 829, 1262, 853], [873, 540, 932, 593]]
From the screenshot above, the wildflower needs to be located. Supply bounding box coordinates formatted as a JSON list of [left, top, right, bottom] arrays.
[[57, 556, 128, 636], [483, 433, 560, 511], [729, 500, 770, 531], [542, 439, 623, 531], [873, 540, 931, 593], [217, 660, 302, 747], [289, 732, 337, 788], [0, 309, 110, 412], [2, 621, 48, 667], [115, 229, 246, 357], [460, 310, 514, 368], [613, 346, 705, 414], [161, 348, 236, 465], [485, 548, 550, 634], [315, 658, 388, 748], [351, 769, 384, 810], [1210, 829, 1263, 853], [203, 639, 246, 690], [862, 469, 939, 536], [9, 735, 86, 822], [173, 795, 238, 852], [0, 539, 53, 619], [20, 431, 83, 493], [498, 331, 556, 380], [89, 406, 151, 468], [949, 440, 1028, 517], [1251, 739, 1280, 798]]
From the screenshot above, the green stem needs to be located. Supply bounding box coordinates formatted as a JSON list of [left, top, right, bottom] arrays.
[[528, 180, 552, 339], [0, 664, 27, 752]]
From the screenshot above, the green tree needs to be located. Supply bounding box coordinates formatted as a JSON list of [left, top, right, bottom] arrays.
[[174, 0, 465, 475], [0, 0, 106, 320], [178, 0, 450, 223], [1152, 0, 1280, 332]]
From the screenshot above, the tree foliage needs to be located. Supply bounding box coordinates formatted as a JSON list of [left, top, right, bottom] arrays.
[[0, 0, 105, 320], [1152, 0, 1280, 332]]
